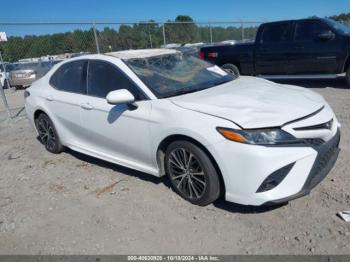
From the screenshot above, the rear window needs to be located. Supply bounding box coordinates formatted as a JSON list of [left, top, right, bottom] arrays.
[[261, 23, 291, 44], [50, 60, 87, 94]]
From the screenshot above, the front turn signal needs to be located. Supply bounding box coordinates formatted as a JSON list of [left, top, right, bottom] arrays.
[[217, 127, 247, 143]]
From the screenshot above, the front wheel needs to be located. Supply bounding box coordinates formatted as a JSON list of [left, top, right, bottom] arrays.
[[165, 141, 221, 206], [346, 66, 350, 87], [35, 113, 65, 154]]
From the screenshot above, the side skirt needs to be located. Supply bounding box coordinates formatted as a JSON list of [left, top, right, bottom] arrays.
[[65, 143, 160, 177], [258, 73, 345, 80]]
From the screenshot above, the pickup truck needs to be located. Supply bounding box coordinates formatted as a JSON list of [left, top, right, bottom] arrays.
[[199, 18, 350, 86]]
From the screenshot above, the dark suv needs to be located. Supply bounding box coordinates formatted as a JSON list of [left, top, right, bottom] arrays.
[[200, 18, 350, 86]]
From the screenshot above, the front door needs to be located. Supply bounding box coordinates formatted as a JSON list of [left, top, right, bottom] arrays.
[[79, 60, 154, 172], [290, 20, 341, 74]]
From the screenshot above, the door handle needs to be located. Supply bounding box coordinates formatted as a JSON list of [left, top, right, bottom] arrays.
[[45, 95, 53, 101], [80, 103, 93, 110]]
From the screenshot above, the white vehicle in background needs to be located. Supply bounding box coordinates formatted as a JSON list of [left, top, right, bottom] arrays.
[[0, 69, 6, 88], [0, 63, 13, 89], [25, 49, 340, 206]]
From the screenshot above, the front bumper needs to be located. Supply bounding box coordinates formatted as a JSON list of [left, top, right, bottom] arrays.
[[265, 128, 340, 205], [207, 125, 340, 206]]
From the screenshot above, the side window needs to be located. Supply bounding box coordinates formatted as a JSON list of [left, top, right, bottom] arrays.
[[87, 60, 143, 99], [294, 21, 331, 42], [50, 60, 87, 94], [261, 23, 291, 44]]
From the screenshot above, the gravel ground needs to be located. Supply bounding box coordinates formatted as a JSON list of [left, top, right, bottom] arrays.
[[0, 79, 349, 255]]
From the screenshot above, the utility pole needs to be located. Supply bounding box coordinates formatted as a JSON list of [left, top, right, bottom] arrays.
[[209, 24, 213, 43], [0, 51, 11, 119], [162, 23, 166, 46], [241, 22, 245, 40], [93, 23, 100, 54], [148, 24, 153, 48]]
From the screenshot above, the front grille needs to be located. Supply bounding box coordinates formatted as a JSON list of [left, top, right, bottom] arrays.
[[303, 138, 325, 147]]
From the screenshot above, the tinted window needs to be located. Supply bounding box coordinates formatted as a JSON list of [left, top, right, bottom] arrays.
[[87, 60, 142, 99], [50, 60, 87, 94], [261, 23, 290, 44], [294, 21, 331, 42]]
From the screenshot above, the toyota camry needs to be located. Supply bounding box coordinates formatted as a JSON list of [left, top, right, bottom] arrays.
[[25, 49, 341, 206]]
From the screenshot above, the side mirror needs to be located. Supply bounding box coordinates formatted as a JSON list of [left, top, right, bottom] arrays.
[[106, 89, 135, 105], [318, 30, 335, 41]]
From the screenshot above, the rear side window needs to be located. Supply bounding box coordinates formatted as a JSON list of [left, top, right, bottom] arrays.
[[294, 21, 331, 42], [50, 60, 87, 94], [87, 60, 143, 99], [261, 23, 291, 44]]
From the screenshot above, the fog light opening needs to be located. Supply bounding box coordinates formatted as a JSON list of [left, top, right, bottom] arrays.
[[256, 162, 295, 193]]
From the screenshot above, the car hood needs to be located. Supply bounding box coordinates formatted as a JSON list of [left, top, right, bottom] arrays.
[[170, 76, 325, 129]]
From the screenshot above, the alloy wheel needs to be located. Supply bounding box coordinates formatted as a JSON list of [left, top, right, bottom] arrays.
[[37, 117, 56, 151], [168, 148, 207, 199]]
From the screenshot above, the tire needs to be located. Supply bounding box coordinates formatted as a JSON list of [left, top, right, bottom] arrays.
[[221, 63, 240, 78], [165, 140, 221, 206], [35, 113, 64, 154], [346, 66, 350, 87], [2, 80, 8, 89]]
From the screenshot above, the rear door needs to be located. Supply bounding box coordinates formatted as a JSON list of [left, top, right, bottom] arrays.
[[255, 22, 293, 75], [290, 20, 340, 74], [47, 60, 88, 145]]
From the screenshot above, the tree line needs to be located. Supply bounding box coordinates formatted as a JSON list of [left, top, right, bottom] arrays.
[[0, 16, 258, 62], [0, 14, 349, 62], [328, 12, 350, 21]]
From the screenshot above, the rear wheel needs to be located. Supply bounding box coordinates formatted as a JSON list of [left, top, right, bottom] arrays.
[[165, 140, 221, 206], [35, 113, 64, 154], [221, 63, 240, 78], [346, 66, 350, 87]]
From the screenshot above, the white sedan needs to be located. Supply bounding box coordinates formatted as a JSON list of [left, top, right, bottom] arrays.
[[25, 49, 341, 206]]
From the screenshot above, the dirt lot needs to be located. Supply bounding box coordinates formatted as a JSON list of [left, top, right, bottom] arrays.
[[0, 79, 349, 255]]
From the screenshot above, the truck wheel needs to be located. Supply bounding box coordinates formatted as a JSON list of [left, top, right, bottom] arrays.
[[346, 66, 350, 87], [221, 64, 240, 78]]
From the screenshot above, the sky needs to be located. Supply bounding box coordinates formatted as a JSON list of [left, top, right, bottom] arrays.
[[0, 0, 349, 36]]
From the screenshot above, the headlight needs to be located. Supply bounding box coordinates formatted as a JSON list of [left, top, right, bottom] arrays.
[[217, 127, 297, 145]]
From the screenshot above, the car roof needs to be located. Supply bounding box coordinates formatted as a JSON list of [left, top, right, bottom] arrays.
[[53, 48, 179, 65], [106, 48, 178, 60], [261, 17, 327, 26]]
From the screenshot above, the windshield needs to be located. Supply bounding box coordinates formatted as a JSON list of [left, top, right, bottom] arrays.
[[326, 19, 350, 35], [125, 52, 234, 98], [13, 63, 38, 70]]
